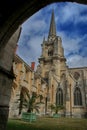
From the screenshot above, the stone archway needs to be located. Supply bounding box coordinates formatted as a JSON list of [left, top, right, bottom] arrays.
[[0, 1, 87, 130]]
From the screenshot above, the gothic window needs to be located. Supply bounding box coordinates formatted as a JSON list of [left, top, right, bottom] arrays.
[[56, 88, 63, 105], [74, 72, 80, 80], [48, 48, 53, 56], [45, 71, 49, 78], [61, 73, 66, 79], [74, 87, 82, 106], [25, 70, 29, 82]]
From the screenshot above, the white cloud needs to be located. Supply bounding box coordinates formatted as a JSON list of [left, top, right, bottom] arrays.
[[58, 31, 81, 56], [56, 2, 87, 24], [17, 35, 43, 69], [67, 55, 87, 68], [17, 2, 87, 69], [27, 36, 42, 59], [23, 19, 47, 35], [58, 32, 87, 68]]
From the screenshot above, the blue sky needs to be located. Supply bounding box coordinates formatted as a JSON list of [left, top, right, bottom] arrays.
[[17, 2, 87, 69]]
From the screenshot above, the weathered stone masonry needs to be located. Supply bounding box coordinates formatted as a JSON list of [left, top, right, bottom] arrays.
[[0, 1, 87, 130]]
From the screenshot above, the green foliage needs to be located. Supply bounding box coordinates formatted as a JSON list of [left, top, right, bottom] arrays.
[[17, 88, 30, 115], [49, 104, 64, 114], [23, 92, 44, 113]]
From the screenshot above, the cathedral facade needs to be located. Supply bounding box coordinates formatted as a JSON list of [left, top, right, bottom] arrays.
[[36, 11, 87, 118], [9, 11, 87, 118]]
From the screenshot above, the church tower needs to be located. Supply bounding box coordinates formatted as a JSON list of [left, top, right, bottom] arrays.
[[38, 10, 66, 82], [37, 10, 67, 114], [37, 10, 87, 117]]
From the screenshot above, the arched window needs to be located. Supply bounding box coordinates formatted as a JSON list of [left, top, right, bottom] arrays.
[[56, 88, 63, 105], [48, 48, 53, 56], [61, 73, 66, 80], [45, 71, 49, 78], [74, 87, 82, 106]]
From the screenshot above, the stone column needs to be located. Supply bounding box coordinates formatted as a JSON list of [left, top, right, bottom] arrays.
[[65, 83, 71, 117], [0, 26, 21, 130], [0, 106, 9, 130], [0, 69, 14, 130]]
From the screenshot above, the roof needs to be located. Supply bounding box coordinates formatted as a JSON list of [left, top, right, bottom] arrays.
[[14, 54, 33, 72]]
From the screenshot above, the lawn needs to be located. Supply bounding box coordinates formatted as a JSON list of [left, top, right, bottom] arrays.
[[7, 117, 87, 130]]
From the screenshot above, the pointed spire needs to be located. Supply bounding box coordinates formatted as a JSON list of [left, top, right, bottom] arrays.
[[48, 10, 56, 37], [43, 36, 45, 42]]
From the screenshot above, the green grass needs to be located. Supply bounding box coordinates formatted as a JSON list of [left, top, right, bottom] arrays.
[[7, 117, 87, 130]]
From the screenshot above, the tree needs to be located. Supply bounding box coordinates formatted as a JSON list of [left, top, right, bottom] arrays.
[[21, 92, 44, 122], [48, 104, 55, 114], [23, 92, 44, 113], [49, 104, 64, 114]]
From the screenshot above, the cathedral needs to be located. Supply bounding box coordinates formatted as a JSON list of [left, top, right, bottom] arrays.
[[36, 10, 87, 118], [9, 11, 87, 118]]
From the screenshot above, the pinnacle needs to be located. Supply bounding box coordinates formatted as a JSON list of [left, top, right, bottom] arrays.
[[48, 10, 56, 37]]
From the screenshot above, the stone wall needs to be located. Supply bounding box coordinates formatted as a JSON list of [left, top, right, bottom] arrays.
[[0, 26, 21, 130]]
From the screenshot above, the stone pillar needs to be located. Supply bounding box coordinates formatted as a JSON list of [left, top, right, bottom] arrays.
[[0, 26, 21, 130], [65, 84, 71, 117], [0, 69, 14, 130], [0, 106, 9, 130]]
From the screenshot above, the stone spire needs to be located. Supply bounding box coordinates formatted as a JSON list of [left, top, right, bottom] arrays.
[[48, 10, 56, 37]]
